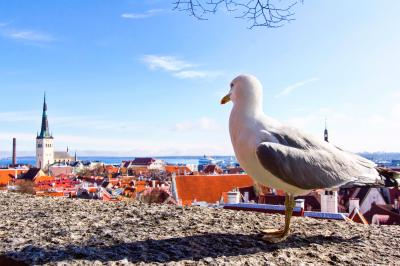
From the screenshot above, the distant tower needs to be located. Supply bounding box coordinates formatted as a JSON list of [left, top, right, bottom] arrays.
[[324, 118, 329, 142], [12, 138, 17, 166], [36, 93, 54, 169]]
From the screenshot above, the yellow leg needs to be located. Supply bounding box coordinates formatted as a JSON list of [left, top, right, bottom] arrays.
[[262, 193, 295, 243]]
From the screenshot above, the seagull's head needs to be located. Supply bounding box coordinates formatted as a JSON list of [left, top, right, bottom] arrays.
[[221, 74, 263, 110]]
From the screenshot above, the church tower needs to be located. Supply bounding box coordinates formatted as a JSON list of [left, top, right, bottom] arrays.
[[324, 118, 329, 142], [36, 93, 54, 169]]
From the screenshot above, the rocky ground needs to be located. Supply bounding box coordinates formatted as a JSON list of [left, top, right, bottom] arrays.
[[0, 191, 399, 266]]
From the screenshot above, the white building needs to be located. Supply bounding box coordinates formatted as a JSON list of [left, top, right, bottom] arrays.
[[36, 94, 54, 170]]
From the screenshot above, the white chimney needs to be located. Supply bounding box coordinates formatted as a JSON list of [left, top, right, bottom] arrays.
[[295, 199, 305, 209], [227, 191, 240, 204], [349, 198, 360, 213], [320, 190, 338, 213]]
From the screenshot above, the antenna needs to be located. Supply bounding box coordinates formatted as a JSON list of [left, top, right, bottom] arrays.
[[324, 117, 329, 142]]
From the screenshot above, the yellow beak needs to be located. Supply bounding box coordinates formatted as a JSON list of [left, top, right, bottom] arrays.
[[220, 94, 231, 105]]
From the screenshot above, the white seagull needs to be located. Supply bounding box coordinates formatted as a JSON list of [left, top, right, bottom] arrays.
[[221, 74, 399, 242]]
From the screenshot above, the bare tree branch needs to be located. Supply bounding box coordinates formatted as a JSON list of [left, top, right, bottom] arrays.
[[173, 0, 302, 28]]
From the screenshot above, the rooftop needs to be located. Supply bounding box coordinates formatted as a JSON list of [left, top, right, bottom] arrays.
[[174, 174, 254, 205]]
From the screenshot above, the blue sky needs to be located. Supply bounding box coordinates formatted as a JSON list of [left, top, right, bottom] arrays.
[[0, 0, 399, 156]]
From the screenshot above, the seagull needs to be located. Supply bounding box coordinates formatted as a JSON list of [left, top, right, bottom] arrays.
[[221, 74, 399, 242]]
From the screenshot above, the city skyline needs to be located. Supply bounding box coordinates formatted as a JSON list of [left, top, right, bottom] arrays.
[[1, 1, 400, 156]]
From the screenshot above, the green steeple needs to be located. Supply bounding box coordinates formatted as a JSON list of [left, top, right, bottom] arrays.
[[38, 93, 52, 139]]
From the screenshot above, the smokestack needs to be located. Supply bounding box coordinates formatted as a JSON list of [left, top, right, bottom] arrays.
[[12, 138, 17, 166]]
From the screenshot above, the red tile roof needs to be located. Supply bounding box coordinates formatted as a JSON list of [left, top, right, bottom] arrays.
[[34, 175, 55, 184], [165, 165, 192, 174], [174, 174, 254, 205], [0, 169, 28, 185]]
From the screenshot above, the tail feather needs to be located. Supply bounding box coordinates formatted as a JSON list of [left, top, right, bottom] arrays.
[[341, 168, 399, 188]]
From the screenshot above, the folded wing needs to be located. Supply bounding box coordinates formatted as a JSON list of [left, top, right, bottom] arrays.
[[256, 141, 382, 190]]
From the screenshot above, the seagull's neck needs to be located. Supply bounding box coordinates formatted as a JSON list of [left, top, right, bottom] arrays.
[[232, 100, 263, 119]]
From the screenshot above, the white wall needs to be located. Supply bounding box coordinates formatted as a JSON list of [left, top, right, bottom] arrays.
[[360, 188, 386, 214]]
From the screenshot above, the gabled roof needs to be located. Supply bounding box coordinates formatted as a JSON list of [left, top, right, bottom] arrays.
[[69, 161, 81, 167], [202, 164, 223, 174], [20, 168, 42, 181], [122, 161, 131, 168], [54, 152, 74, 159], [353, 187, 370, 204], [132, 158, 155, 166], [174, 174, 254, 205], [348, 208, 369, 225]]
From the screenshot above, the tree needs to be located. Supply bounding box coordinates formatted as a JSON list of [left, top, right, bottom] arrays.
[[174, 0, 302, 28]]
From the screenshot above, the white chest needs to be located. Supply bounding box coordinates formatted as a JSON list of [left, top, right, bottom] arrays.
[[228, 111, 309, 195]]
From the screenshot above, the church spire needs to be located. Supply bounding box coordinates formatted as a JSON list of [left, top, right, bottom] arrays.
[[38, 92, 52, 139], [324, 117, 329, 142]]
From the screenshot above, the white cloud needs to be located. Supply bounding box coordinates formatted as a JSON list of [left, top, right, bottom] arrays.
[[173, 70, 212, 79], [7, 30, 54, 42], [176, 70, 223, 79], [0, 23, 54, 43], [121, 9, 163, 19], [142, 55, 193, 71], [0, 131, 234, 157], [281, 103, 400, 153], [391, 104, 400, 117], [173, 117, 221, 132], [0, 111, 38, 122], [275, 78, 319, 98], [0, 132, 34, 142], [52, 115, 155, 133], [391, 90, 400, 98], [141, 54, 221, 79], [0, 111, 154, 133]]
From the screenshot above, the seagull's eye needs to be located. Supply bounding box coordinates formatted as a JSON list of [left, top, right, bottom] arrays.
[[230, 83, 234, 88]]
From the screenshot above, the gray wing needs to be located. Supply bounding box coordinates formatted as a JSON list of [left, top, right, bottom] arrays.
[[255, 140, 382, 190]]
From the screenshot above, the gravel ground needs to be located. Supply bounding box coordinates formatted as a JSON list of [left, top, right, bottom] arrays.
[[0, 191, 399, 266]]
